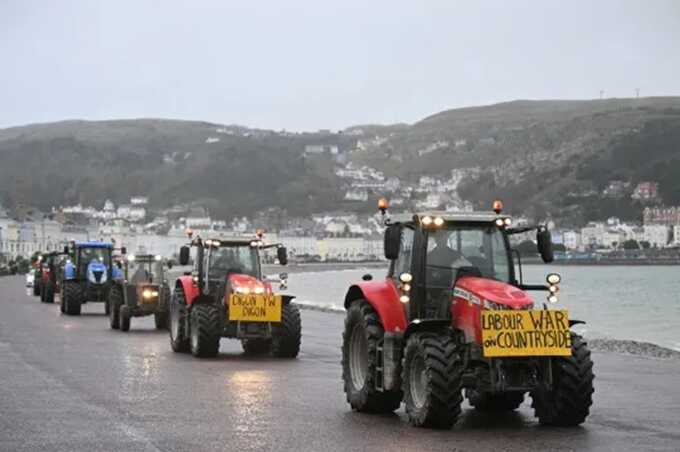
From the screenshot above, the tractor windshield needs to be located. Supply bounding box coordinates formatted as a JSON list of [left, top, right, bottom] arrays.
[[78, 247, 112, 276], [426, 225, 511, 286], [208, 246, 259, 279]]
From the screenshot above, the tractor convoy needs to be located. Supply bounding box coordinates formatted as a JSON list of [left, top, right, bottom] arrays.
[[24, 198, 594, 430]]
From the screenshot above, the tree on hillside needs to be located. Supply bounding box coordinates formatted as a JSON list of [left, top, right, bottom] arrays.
[[622, 239, 640, 250]]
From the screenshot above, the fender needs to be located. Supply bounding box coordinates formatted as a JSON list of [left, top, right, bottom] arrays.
[[344, 280, 406, 333], [282, 294, 295, 305], [176, 275, 200, 305], [63, 262, 76, 280], [569, 319, 586, 327]]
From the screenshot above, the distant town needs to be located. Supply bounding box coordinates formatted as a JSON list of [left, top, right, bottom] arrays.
[[1, 171, 679, 267]]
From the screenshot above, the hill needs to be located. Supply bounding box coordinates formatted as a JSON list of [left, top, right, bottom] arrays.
[[2, 97, 680, 223]]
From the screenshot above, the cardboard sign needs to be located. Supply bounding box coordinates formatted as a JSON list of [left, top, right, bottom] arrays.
[[481, 309, 571, 357], [229, 293, 282, 322]]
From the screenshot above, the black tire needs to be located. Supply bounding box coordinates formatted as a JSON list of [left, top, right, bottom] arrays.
[[119, 305, 131, 332], [272, 302, 301, 358], [42, 282, 55, 304], [60, 285, 66, 313], [154, 311, 168, 330], [189, 304, 221, 358], [466, 389, 525, 412], [531, 333, 595, 426], [109, 286, 122, 329], [63, 281, 82, 316], [402, 332, 463, 429], [342, 300, 402, 413], [241, 338, 272, 355], [33, 280, 41, 297], [104, 298, 111, 315], [169, 286, 190, 353]]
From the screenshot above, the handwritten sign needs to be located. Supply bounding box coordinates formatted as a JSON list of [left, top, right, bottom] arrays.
[[481, 310, 571, 357], [229, 293, 282, 322]]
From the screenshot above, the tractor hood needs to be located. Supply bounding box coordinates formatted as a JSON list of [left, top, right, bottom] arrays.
[[227, 273, 273, 294], [87, 261, 108, 285], [455, 276, 533, 310]]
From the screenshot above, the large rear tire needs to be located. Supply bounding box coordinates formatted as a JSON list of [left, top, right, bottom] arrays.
[[466, 389, 524, 412], [271, 302, 301, 358], [402, 332, 463, 429], [63, 281, 82, 316], [342, 300, 402, 413], [33, 279, 41, 297], [109, 286, 122, 329], [169, 286, 190, 353], [241, 338, 272, 355], [189, 304, 221, 358], [531, 333, 594, 426]]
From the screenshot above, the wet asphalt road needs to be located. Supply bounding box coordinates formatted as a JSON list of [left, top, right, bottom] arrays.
[[1, 275, 679, 452]]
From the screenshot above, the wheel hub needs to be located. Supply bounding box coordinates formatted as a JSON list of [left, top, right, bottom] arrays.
[[349, 324, 369, 391], [410, 354, 428, 409]]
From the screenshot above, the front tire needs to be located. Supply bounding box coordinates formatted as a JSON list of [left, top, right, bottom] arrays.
[[271, 302, 301, 358], [189, 304, 221, 358], [109, 286, 122, 329], [531, 333, 594, 426], [154, 311, 168, 330], [342, 300, 402, 413], [63, 281, 82, 316], [42, 282, 55, 304], [119, 305, 131, 332], [33, 280, 41, 296], [169, 287, 190, 353], [402, 332, 463, 429]]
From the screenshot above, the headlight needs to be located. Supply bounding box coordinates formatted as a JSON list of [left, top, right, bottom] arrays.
[[399, 272, 413, 283], [401, 283, 411, 292], [421, 216, 433, 226], [399, 295, 410, 303], [155, 255, 162, 261], [128, 254, 136, 262], [547, 294, 558, 304], [495, 218, 504, 227], [547, 273, 561, 285], [234, 286, 251, 295], [253, 286, 265, 294], [433, 217, 444, 226]]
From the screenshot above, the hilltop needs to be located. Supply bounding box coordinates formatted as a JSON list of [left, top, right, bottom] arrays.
[[1, 97, 680, 223]]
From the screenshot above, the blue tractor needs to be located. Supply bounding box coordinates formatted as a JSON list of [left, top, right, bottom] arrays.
[[60, 241, 125, 316]]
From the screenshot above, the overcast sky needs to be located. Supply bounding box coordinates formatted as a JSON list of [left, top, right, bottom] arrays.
[[1, 0, 679, 131]]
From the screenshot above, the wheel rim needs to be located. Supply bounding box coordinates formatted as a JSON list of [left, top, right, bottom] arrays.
[[170, 304, 181, 341], [409, 354, 428, 409], [349, 324, 369, 391]]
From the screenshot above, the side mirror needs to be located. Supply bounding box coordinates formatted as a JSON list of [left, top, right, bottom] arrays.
[[179, 246, 190, 266], [536, 227, 554, 263], [384, 225, 401, 260], [121, 246, 127, 255], [277, 247, 288, 266]]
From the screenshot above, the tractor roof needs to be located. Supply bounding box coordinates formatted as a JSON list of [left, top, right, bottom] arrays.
[[74, 241, 113, 249], [203, 237, 257, 246], [389, 210, 505, 225], [129, 254, 161, 262]]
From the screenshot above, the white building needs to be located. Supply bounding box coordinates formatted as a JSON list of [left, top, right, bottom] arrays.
[[642, 225, 670, 248], [673, 225, 680, 246], [562, 230, 582, 250]]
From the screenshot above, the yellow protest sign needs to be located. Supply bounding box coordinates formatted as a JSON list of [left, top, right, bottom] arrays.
[[228, 293, 282, 322], [481, 309, 571, 357]]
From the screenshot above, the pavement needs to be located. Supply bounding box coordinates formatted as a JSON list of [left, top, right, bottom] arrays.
[[1, 275, 679, 452]]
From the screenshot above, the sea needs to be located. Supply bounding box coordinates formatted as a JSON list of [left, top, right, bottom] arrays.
[[286, 265, 680, 352]]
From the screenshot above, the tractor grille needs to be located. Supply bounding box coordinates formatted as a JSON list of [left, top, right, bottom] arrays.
[[92, 270, 104, 283]]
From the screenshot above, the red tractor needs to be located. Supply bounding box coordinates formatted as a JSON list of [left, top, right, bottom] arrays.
[[342, 200, 594, 428], [169, 231, 300, 358], [39, 251, 66, 304]]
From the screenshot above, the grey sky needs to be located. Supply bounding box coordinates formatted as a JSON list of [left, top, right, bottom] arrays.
[[1, 0, 679, 131]]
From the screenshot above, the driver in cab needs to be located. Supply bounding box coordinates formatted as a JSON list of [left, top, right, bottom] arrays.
[[428, 232, 472, 270]]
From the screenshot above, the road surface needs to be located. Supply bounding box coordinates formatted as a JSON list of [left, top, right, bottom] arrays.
[[1, 275, 678, 452]]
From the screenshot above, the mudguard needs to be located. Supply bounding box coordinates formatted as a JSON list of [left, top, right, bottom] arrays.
[[344, 280, 406, 333], [63, 262, 76, 280], [569, 319, 586, 327], [176, 275, 200, 305]]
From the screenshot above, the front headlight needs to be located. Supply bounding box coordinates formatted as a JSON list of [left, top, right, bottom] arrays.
[[142, 289, 159, 299]]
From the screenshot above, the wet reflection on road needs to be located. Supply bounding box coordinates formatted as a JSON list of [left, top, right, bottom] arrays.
[[226, 370, 273, 450]]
